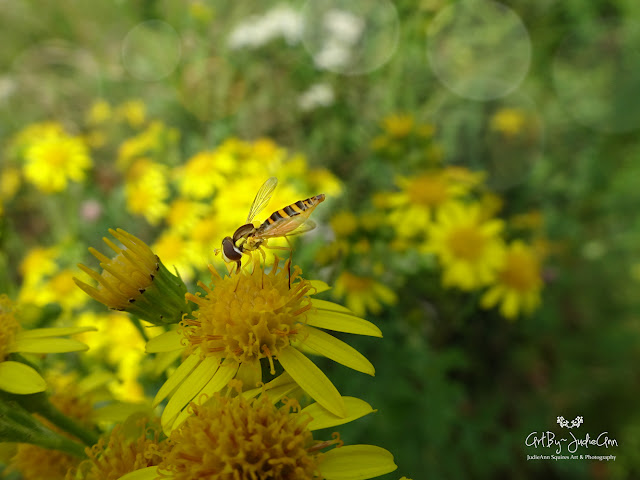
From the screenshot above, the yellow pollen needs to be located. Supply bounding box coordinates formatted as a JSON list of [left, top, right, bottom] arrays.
[[158, 394, 320, 480], [183, 257, 311, 368], [0, 295, 20, 362], [68, 421, 166, 480], [407, 175, 449, 207], [446, 226, 486, 261], [499, 250, 540, 291]]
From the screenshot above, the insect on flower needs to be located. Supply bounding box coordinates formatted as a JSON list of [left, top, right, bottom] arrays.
[[215, 177, 325, 274]]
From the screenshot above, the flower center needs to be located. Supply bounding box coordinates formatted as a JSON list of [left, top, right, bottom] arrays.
[[70, 421, 166, 480], [40, 138, 71, 168], [499, 250, 540, 291], [0, 295, 20, 362], [446, 226, 486, 261], [183, 257, 312, 368], [159, 394, 319, 480], [407, 175, 449, 207]]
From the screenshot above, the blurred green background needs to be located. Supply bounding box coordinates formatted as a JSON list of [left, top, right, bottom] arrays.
[[1, 1, 640, 479]]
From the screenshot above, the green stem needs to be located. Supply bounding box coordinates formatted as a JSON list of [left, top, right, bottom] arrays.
[[131, 315, 150, 342], [10, 392, 99, 446]]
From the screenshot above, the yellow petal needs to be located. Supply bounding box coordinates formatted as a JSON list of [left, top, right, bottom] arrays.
[[242, 372, 295, 399], [145, 330, 183, 353], [93, 402, 154, 423], [9, 337, 88, 354], [171, 358, 239, 431], [15, 326, 97, 339], [0, 361, 46, 394], [161, 356, 220, 433], [309, 279, 331, 293], [277, 346, 346, 418], [303, 397, 375, 431], [311, 299, 353, 314], [321, 445, 397, 480], [235, 358, 262, 391], [306, 311, 382, 337], [300, 326, 375, 375], [117, 466, 158, 480], [153, 348, 185, 376], [153, 351, 202, 407]]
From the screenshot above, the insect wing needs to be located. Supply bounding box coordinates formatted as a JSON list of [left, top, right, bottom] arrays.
[[246, 177, 278, 223], [259, 215, 317, 238]]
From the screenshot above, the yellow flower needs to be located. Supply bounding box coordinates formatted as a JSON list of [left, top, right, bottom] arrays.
[[23, 131, 91, 193], [124, 393, 397, 480], [117, 121, 177, 169], [9, 371, 101, 480], [67, 419, 167, 480], [481, 240, 543, 319], [164, 199, 208, 235], [85, 99, 112, 125], [152, 230, 198, 282], [329, 211, 359, 238], [382, 113, 414, 139], [116, 99, 147, 128], [175, 150, 233, 199], [0, 295, 95, 394], [387, 172, 469, 239], [147, 257, 381, 433], [124, 158, 169, 224], [19, 246, 60, 288], [333, 271, 397, 317], [0, 167, 21, 201], [490, 107, 527, 137], [76, 311, 149, 403], [424, 202, 505, 291], [75, 229, 189, 326]]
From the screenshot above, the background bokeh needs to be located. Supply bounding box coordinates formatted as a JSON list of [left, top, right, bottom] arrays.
[[1, 1, 640, 479]]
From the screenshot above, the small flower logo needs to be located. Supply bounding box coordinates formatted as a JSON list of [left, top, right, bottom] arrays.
[[557, 415, 583, 429]]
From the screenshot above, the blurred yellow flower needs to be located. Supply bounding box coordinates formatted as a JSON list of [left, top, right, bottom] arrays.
[[490, 107, 527, 137], [333, 271, 397, 317], [21, 269, 89, 311], [85, 99, 112, 125], [0, 295, 95, 394], [481, 240, 543, 319], [175, 150, 233, 199], [19, 246, 60, 288], [23, 131, 91, 193], [117, 121, 177, 169], [147, 257, 381, 433], [0, 167, 21, 201], [424, 202, 505, 291], [330, 211, 359, 237], [387, 171, 468, 239], [383, 113, 414, 139], [116, 99, 147, 128], [124, 158, 169, 224]]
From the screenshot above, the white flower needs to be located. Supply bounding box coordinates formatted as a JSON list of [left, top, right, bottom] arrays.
[[228, 5, 303, 50], [298, 83, 335, 111]]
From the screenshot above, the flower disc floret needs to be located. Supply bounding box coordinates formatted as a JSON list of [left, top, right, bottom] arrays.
[[158, 394, 319, 480], [183, 257, 312, 369]]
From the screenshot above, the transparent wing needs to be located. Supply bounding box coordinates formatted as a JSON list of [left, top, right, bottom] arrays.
[[260, 216, 317, 238], [246, 177, 278, 223]]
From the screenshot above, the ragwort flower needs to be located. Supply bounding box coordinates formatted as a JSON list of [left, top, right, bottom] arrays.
[[424, 202, 505, 291], [74, 229, 189, 326], [147, 256, 381, 433], [0, 295, 95, 394], [23, 129, 91, 193], [481, 240, 544, 319], [121, 392, 397, 480]]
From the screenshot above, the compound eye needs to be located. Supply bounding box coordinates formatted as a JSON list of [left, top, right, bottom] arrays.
[[221, 236, 242, 263]]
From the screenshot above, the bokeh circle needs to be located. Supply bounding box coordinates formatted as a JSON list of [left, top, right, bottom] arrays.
[[552, 20, 640, 133], [121, 20, 182, 81], [301, 0, 400, 76], [430, 91, 544, 191], [427, 0, 531, 101], [3, 40, 102, 127]]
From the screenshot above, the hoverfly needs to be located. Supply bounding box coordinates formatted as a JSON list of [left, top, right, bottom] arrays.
[[215, 177, 325, 275]]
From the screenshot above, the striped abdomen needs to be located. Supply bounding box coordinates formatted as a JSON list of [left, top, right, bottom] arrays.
[[257, 194, 325, 233]]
